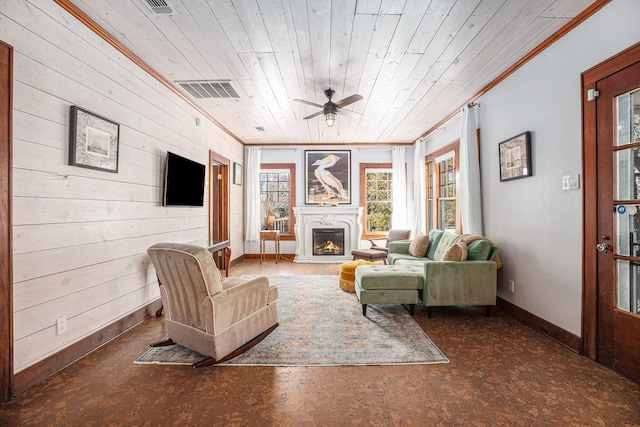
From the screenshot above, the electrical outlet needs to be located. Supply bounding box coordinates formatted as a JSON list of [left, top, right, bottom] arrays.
[[56, 316, 68, 335], [508, 280, 515, 293]]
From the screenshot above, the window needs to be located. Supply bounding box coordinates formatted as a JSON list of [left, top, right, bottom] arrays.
[[360, 163, 392, 237], [425, 141, 460, 233], [259, 164, 295, 237], [426, 162, 434, 231]]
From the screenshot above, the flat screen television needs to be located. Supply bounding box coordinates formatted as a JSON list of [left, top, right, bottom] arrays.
[[163, 151, 206, 207]]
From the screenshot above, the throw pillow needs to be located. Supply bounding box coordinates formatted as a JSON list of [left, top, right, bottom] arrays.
[[467, 239, 491, 260], [458, 242, 468, 260], [442, 242, 469, 261], [426, 229, 444, 259], [408, 234, 429, 258]]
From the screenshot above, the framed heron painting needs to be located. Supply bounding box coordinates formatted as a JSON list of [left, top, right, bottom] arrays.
[[305, 150, 351, 205]]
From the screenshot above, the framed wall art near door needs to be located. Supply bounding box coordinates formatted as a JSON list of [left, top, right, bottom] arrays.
[[69, 106, 120, 173], [305, 150, 351, 204], [498, 131, 532, 182], [233, 162, 242, 186]]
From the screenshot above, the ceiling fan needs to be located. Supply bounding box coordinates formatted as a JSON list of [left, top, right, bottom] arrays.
[[293, 88, 363, 127]]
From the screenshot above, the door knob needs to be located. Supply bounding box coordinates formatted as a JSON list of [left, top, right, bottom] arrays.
[[597, 235, 612, 253]]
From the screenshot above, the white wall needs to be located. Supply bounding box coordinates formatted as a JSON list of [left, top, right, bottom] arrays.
[[423, 0, 640, 336], [3, 1, 244, 372]]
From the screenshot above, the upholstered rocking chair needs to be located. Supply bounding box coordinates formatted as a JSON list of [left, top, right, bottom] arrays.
[[147, 243, 278, 367]]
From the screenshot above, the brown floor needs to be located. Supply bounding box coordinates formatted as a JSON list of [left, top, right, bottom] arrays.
[[2, 258, 640, 426]]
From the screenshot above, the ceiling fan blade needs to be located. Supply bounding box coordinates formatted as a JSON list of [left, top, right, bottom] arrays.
[[339, 109, 361, 117], [303, 111, 324, 120], [334, 94, 363, 108], [293, 99, 324, 108]]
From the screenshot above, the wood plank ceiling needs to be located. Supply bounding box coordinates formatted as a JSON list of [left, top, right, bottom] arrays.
[[69, 0, 601, 145]]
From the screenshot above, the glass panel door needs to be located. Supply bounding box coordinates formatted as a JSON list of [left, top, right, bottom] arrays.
[[615, 88, 640, 314]]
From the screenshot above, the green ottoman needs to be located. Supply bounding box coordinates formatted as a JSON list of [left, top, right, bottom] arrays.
[[354, 265, 424, 316]]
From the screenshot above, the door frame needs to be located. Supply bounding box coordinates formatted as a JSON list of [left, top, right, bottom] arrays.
[[582, 41, 640, 360], [209, 151, 229, 243], [0, 40, 13, 402]]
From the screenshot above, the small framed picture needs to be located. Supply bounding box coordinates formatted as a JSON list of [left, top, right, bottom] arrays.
[[233, 162, 242, 186], [69, 106, 120, 173], [499, 131, 532, 182]]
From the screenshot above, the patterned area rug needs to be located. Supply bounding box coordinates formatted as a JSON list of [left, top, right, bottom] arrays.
[[135, 275, 449, 366]]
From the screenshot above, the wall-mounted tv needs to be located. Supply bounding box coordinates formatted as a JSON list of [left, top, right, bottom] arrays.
[[163, 151, 206, 207]]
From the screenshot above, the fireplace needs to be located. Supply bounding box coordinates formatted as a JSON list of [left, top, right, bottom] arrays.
[[293, 206, 363, 263], [313, 228, 345, 256]]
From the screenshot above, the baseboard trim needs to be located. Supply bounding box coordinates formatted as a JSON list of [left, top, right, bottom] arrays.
[[244, 253, 295, 260], [12, 299, 162, 398], [229, 254, 245, 267], [497, 297, 581, 353]]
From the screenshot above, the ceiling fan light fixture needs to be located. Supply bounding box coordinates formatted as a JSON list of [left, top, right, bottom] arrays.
[[294, 88, 362, 127], [325, 112, 336, 127]]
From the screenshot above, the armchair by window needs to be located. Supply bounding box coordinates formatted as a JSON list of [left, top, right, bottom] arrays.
[[147, 243, 278, 367], [369, 229, 411, 253]]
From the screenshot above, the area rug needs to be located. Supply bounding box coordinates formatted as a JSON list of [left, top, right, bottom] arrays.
[[135, 275, 448, 366]]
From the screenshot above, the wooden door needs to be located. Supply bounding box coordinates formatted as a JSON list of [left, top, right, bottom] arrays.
[[594, 59, 640, 381], [208, 151, 229, 243], [209, 151, 230, 270], [584, 42, 640, 382]]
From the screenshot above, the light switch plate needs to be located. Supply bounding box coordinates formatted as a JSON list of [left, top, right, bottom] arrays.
[[562, 174, 580, 191]]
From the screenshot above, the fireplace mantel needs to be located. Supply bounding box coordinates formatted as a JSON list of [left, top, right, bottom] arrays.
[[293, 206, 363, 263]]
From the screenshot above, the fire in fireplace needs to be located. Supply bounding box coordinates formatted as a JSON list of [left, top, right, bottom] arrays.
[[312, 228, 345, 256]]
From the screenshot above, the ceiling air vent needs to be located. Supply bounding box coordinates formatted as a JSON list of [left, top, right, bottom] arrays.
[[176, 81, 240, 99], [141, 0, 176, 15]]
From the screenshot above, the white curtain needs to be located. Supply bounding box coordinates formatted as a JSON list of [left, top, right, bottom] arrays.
[[459, 104, 483, 235], [244, 146, 262, 241], [412, 138, 427, 236], [391, 146, 408, 229]]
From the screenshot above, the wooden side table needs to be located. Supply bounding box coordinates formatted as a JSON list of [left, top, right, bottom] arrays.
[[260, 230, 280, 264]]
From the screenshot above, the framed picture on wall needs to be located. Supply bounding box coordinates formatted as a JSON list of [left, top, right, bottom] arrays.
[[69, 106, 120, 173], [498, 131, 532, 182], [305, 150, 351, 204], [233, 162, 242, 186]]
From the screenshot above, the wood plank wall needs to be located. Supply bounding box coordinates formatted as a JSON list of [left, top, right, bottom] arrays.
[[1, 1, 244, 373]]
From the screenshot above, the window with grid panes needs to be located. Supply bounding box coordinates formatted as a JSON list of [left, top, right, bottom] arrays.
[[425, 141, 459, 233], [439, 156, 457, 231], [259, 169, 291, 233], [426, 162, 434, 231], [364, 167, 393, 233]]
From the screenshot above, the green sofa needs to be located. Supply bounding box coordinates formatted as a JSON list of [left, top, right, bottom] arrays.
[[386, 229, 499, 317]]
